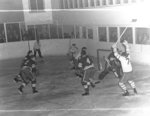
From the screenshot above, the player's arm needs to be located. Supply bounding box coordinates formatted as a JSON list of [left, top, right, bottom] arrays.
[[112, 44, 121, 60], [122, 40, 130, 54], [84, 56, 94, 70]]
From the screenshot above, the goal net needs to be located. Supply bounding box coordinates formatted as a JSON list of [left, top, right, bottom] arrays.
[[97, 49, 111, 71]]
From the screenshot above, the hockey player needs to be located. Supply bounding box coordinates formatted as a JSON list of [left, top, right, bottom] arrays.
[[112, 40, 138, 96], [74, 47, 87, 79], [13, 50, 34, 83], [68, 43, 79, 70], [98, 49, 123, 81], [17, 55, 38, 94], [78, 48, 97, 96]]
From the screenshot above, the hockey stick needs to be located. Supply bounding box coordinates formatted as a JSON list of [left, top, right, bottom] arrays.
[[115, 27, 128, 45], [115, 19, 137, 45]]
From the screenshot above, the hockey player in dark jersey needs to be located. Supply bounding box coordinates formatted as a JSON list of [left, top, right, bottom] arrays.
[[98, 49, 123, 81], [112, 40, 138, 96], [74, 47, 87, 78], [13, 50, 34, 83], [17, 55, 38, 94], [78, 48, 98, 96], [20, 50, 33, 67]]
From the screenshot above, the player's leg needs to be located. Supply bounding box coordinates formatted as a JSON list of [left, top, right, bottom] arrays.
[[81, 68, 97, 96], [28, 72, 38, 94], [18, 83, 26, 94], [18, 71, 28, 94], [88, 68, 99, 88], [98, 59, 112, 81], [75, 68, 84, 78], [31, 79, 38, 93], [128, 79, 138, 94], [98, 68, 110, 81], [37, 49, 43, 58], [118, 74, 129, 96], [34, 49, 37, 58], [70, 57, 76, 70], [82, 83, 90, 96], [32, 66, 40, 76], [81, 70, 90, 96]]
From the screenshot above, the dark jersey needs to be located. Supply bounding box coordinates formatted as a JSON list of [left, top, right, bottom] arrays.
[[25, 59, 36, 68], [107, 52, 121, 69], [20, 66, 34, 84], [20, 55, 32, 68], [79, 55, 93, 70]]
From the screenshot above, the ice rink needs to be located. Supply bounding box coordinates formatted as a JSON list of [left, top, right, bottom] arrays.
[[0, 56, 150, 116]]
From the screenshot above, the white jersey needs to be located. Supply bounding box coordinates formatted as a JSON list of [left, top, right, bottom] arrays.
[[114, 53, 132, 73], [112, 40, 132, 73]]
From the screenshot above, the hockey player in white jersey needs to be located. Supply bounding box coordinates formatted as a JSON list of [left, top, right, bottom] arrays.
[[112, 40, 138, 96]]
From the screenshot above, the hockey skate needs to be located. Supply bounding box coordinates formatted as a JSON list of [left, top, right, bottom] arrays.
[[82, 92, 89, 96], [82, 88, 89, 96], [18, 87, 23, 95], [133, 88, 138, 94], [32, 88, 38, 94], [122, 90, 130, 96]]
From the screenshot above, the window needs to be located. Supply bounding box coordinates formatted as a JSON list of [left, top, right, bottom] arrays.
[[28, 25, 36, 40], [123, 0, 128, 4], [96, 0, 101, 6], [84, 0, 89, 7], [69, 0, 74, 8], [36, 24, 50, 39], [0, 24, 6, 43], [50, 24, 58, 39], [108, 0, 113, 5], [98, 27, 107, 42], [20, 22, 26, 41], [58, 24, 63, 39], [109, 27, 118, 42], [74, 0, 78, 8], [88, 28, 93, 39], [79, 0, 83, 8], [64, 0, 69, 9], [75, 26, 80, 39], [90, 0, 95, 7], [120, 27, 133, 44], [29, 0, 44, 11], [115, 0, 121, 4], [59, 0, 64, 9], [102, 0, 107, 5], [82, 27, 87, 39], [6, 23, 21, 42], [63, 25, 74, 39], [131, 0, 136, 3], [135, 28, 150, 45]]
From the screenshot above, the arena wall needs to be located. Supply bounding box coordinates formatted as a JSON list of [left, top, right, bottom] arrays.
[[0, 37, 150, 65], [0, 39, 87, 60]]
